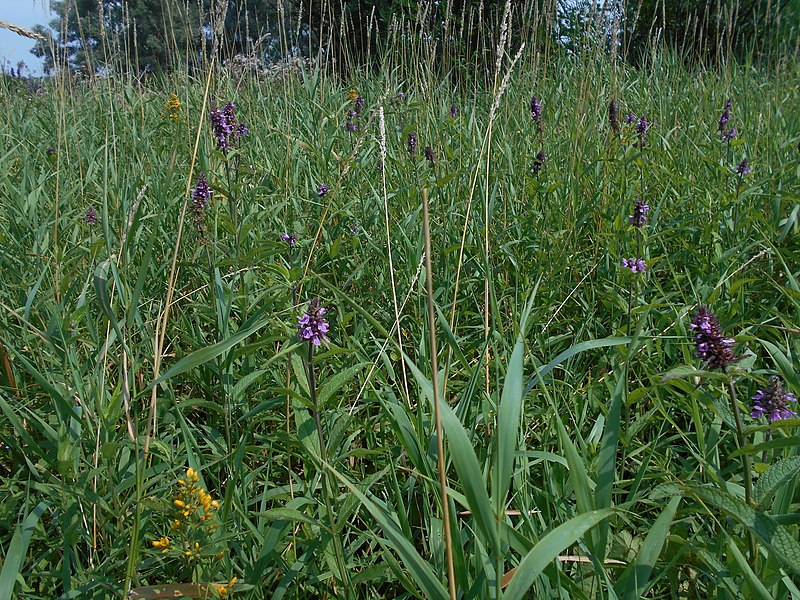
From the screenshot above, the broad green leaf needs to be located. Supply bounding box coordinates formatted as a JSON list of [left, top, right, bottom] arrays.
[[687, 484, 800, 575], [503, 508, 615, 600], [404, 352, 501, 557], [330, 467, 449, 600], [0, 501, 49, 600], [616, 495, 681, 600], [754, 456, 800, 509], [522, 337, 631, 397]]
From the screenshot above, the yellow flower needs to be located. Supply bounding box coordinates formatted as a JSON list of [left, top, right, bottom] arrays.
[[217, 577, 237, 597], [174, 499, 186, 508], [347, 89, 358, 101], [152, 536, 170, 549], [186, 467, 198, 482], [166, 94, 182, 119]]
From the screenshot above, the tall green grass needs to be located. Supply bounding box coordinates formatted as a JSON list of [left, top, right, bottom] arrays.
[[2, 4, 800, 598]]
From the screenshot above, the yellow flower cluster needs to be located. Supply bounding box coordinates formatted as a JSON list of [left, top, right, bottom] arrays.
[[216, 576, 237, 597], [151, 536, 171, 554], [166, 93, 182, 120], [150, 468, 221, 562]]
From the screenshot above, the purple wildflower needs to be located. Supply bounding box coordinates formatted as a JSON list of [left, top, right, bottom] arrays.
[[354, 96, 366, 113], [735, 158, 752, 176], [624, 112, 637, 125], [718, 98, 732, 132], [407, 132, 418, 156], [297, 298, 330, 346], [85, 205, 97, 225], [425, 145, 436, 166], [629, 199, 650, 228], [530, 95, 542, 124], [209, 99, 243, 152], [609, 99, 620, 135], [317, 183, 330, 197], [721, 127, 737, 142], [190, 173, 212, 235], [448, 105, 458, 118], [531, 150, 547, 176], [751, 376, 797, 422], [635, 115, 650, 147], [281, 232, 297, 248], [690, 306, 737, 370], [621, 258, 647, 274], [46, 146, 55, 156]]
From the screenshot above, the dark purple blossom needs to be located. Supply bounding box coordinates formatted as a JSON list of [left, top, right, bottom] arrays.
[[690, 306, 737, 370], [736, 157, 752, 176], [531, 150, 547, 176], [624, 112, 637, 125], [751, 376, 797, 422], [297, 298, 330, 346], [85, 205, 97, 225], [190, 173, 212, 235], [635, 115, 650, 147], [448, 105, 458, 118], [407, 132, 418, 156], [281, 232, 297, 248], [629, 199, 650, 228], [46, 146, 55, 156], [209, 99, 244, 152], [609, 99, 620, 135], [353, 96, 366, 113], [721, 127, 737, 142], [621, 258, 647, 273], [317, 183, 330, 197], [719, 98, 732, 132], [425, 145, 436, 166], [530, 95, 542, 124]]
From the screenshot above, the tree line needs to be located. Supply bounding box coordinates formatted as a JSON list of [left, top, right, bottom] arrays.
[[30, 0, 800, 74]]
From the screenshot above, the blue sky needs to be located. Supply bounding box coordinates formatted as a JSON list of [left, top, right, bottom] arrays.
[[0, 1, 52, 74]]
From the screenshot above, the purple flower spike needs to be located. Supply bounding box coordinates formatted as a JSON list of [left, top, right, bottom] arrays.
[[531, 150, 548, 176], [530, 95, 542, 124], [608, 99, 620, 134], [407, 132, 418, 156], [190, 173, 212, 235], [209, 99, 245, 152], [46, 146, 55, 156], [736, 157, 752, 176], [624, 112, 637, 125], [318, 183, 330, 197], [621, 258, 647, 274], [629, 199, 650, 228], [448, 105, 458, 118], [721, 127, 737, 142], [690, 306, 737, 371], [751, 376, 797, 422], [85, 205, 97, 225], [425, 145, 436, 166], [281, 232, 297, 248], [297, 297, 330, 346]]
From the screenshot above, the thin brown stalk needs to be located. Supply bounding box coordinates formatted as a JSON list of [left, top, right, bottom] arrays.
[[422, 189, 457, 600], [144, 59, 215, 461]]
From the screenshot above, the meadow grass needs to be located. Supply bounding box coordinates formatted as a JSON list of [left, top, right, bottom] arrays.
[[1, 10, 800, 598]]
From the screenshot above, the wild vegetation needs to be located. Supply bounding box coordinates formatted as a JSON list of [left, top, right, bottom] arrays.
[[2, 1, 800, 598]]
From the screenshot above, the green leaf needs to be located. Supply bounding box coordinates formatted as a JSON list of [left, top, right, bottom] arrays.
[[0, 501, 49, 600], [754, 456, 800, 509], [317, 363, 367, 407], [329, 467, 449, 600], [503, 508, 616, 600], [731, 437, 800, 458], [146, 322, 297, 391], [686, 484, 800, 575], [522, 337, 631, 397], [493, 298, 531, 516], [404, 352, 501, 557], [616, 495, 681, 600]]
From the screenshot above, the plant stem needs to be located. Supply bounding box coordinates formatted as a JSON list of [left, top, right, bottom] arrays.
[[724, 371, 757, 565], [422, 188, 458, 600], [307, 342, 352, 599]]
